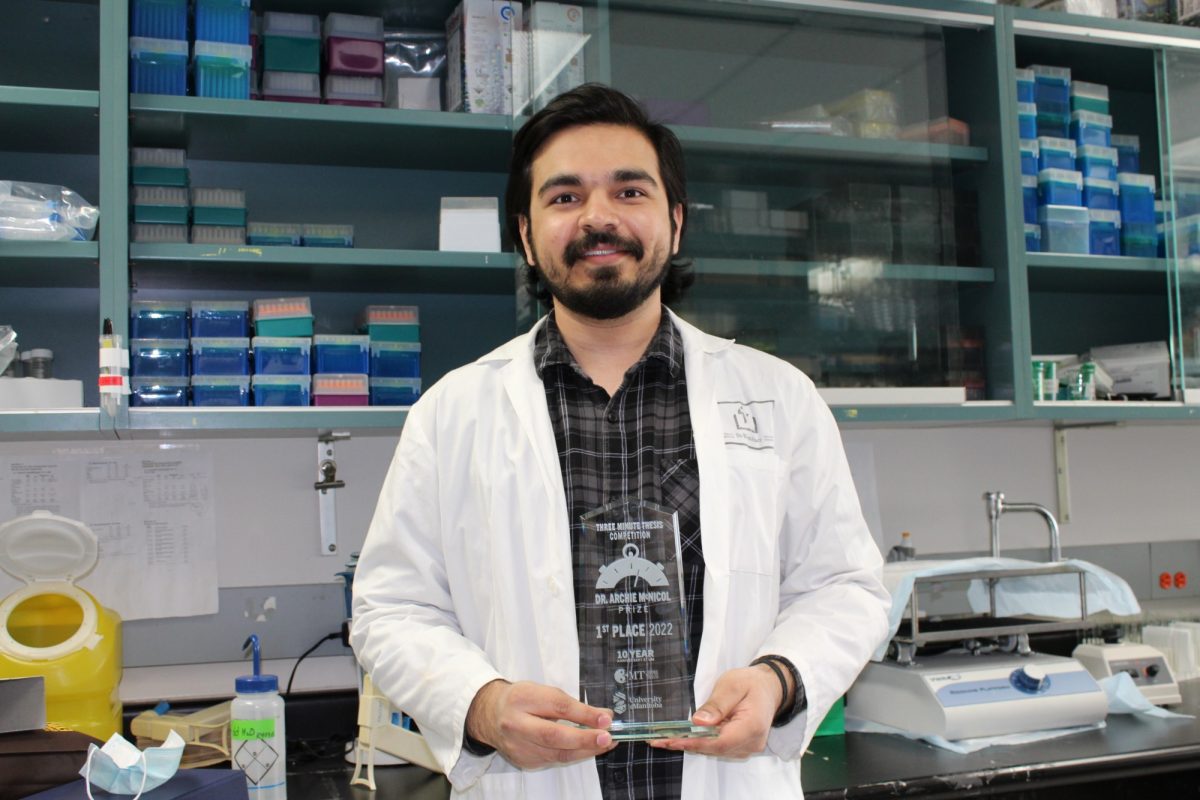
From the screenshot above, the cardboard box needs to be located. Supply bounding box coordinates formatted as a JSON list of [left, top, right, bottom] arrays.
[[0, 677, 46, 734], [439, 197, 501, 252]]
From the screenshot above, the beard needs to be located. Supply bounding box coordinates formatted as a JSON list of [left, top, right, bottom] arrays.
[[532, 230, 670, 320]]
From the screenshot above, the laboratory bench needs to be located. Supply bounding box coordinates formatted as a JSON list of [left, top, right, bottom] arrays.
[[279, 681, 1200, 799]]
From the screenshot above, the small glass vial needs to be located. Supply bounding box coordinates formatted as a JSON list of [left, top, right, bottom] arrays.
[[21, 348, 53, 378], [231, 635, 287, 800]]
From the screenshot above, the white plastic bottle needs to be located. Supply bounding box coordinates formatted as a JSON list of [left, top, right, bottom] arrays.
[[231, 635, 287, 800]]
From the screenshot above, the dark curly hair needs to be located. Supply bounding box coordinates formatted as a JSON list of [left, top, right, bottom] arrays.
[[505, 83, 694, 306]]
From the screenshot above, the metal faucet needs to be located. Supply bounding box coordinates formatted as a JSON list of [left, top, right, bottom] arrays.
[[983, 491, 1063, 562]]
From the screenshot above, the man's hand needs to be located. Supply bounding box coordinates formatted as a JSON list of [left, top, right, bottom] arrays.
[[649, 665, 782, 758], [465, 679, 616, 769]]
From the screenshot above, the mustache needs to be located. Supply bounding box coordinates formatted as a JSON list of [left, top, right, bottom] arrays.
[[563, 231, 644, 266]]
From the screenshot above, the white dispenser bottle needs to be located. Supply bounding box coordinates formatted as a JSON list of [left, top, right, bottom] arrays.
[[231, 635, 287, 800]]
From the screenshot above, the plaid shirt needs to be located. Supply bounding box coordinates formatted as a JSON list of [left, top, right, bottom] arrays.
[[535, 309, 703, 800]]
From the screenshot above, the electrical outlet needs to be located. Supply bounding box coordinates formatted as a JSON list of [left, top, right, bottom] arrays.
[[1149, 540, 1200, 600]]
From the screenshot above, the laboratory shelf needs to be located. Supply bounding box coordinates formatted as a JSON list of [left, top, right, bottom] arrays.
[[1010, 5, 1200, 47], [832, 402, 1017, 425], [673, 125, 989, 167], [127, 244, 519, 294], [0, 241, 100, 288], [128, 95, 512, 171], [693, 258, 995, 283], [0, 85, 100, 155], [126, 406, 408, 435], [1026, 254, 1169, 294], [1031, 401, 1200, 422], [0, 409, 101, 436]]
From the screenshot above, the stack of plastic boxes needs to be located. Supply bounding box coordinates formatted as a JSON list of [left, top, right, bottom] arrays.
[[261, 12, 322, 103], [191, 300, 251, 405], [130, 0, 188, 95], [252, 297, 314, 406], [1016, 69, 1041, 252], [129, 301, 190, 406], [312, 336, 370, 406], [1031, 65, 1070, 138], [192, 0, 252, 100], [323, 13, 385, 107], [130, 147, 190, 244], [361, 306, 421, 406], [191, 188, 247, 244]]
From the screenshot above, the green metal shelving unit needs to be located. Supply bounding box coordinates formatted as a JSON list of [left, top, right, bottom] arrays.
[[8, 0, 1200, 437]]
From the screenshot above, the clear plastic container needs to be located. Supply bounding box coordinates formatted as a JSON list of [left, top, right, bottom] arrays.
[[252, 336, 311, 374], [1112, 134, 1140, 173], [1019, 139, 1039, 176], [129, 37, 188, 96], [312, 373, 369, 406], [0, 511, 123, 740], [1039, 204, 1090, 255], [301, 223, 354, 247], [1037, 168, 1083, 207], [369, 377, 421, 406], [369, 341, 421, 378], [130, 338, 190, 377], [131, 222, 188, 244], [191, 188, 247, 226], [131, 300, 189, 339], [261, 70, 321, 103], [130, 147, 188, 186], [1070, 110, 1113, 148], [1022, 175, 1038, 225], [190, 225, 246, 245], [358, 305, 419, 341], [194, 0, 251, 45], [192, 300, 250, 337], [1037, 137, 1076, 171], [1089, 209, 1121, 256], [1077, 144, 1118, 181], [246, 222, 302, 246], [132, 185, 189, 225], [252, 374, 310, 406], [191, 337, 251, 376], [323, 13, 385, 77], [193, 41, 252, 99], [312, 335, 369, 374], [1070, 80, 1110, 114], [262, 12, 320, 73], [1025, 222, 1042, 253], [131, 0, 187, 40], [1017, 102, 1037, 139], [1083, 177, 1119, 211], [254, 297, 313, 336], [191, 375, 250, 406], [322, 75, 383, 107], [131, 375, 189, 406], [1015, 68, 1035, 104], [1036, 111, 1069, 140], [1118, 173, 1156, 223]]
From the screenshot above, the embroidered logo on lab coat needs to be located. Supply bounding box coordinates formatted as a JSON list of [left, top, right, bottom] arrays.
[[718, 400, 775, 450]]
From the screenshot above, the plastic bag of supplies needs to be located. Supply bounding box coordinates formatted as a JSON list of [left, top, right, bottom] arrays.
[[0, 181, 99, 241]]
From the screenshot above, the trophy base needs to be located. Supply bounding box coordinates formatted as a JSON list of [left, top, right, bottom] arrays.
[[607, 720, 719, 741]]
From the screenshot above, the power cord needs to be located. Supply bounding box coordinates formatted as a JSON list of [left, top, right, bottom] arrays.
[[285, 631, 342, 696]]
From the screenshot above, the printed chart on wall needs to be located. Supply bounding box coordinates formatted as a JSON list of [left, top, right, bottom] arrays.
[[0, 445, 218, 620]]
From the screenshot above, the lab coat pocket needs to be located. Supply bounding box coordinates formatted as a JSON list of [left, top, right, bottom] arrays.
[[724, 448, 785, 577]]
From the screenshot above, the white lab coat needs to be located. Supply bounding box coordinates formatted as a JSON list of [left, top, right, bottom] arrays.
[[351, 310, 891, 799]]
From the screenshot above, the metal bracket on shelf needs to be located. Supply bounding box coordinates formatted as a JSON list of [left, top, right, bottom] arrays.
[[315, 431, 351, 556]]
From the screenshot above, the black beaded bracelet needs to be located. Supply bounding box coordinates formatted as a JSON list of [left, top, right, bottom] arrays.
[[750, 656, 790, 721]]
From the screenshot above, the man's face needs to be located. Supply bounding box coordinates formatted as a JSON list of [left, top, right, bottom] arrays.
[[519, 124, 683, 320]]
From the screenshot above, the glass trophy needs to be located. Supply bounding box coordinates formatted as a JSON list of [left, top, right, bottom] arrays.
[[576, 497, 717, 741]]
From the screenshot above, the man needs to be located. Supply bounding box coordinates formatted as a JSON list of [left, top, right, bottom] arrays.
[[351, 84, 891, 799]]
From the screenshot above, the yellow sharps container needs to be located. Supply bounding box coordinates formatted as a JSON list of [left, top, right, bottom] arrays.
[[0, 510, 122, 739]]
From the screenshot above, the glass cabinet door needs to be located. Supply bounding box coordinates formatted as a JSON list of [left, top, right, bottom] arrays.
[[526, 0, 1015, 412], [1163, 49, 1200, 405]]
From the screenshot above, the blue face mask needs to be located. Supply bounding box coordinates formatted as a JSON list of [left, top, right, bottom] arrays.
[[80, 730, 185, 800]]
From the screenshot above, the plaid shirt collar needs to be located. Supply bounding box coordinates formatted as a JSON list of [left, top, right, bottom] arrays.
[[533, 307, 684, 381]]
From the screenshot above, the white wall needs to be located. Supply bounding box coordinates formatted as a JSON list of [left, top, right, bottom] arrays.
[[3, 420, 1197, 593]]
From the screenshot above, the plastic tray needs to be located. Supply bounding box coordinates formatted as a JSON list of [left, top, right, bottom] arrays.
[[131, 223, 188, 243], [130, 37, 188, 96], [131, 375, 189, 406], [301, 223, 354, 247], [312, 335, 370, 374], [323, 75, 383, 106], [130, 338, 190, 377], [369, 377, 421, 406], [1038, 168, 1083, 207], [312, 373, 370, 406], [190, 225, 246, 245], [252, 336, 311, 375], [1083, 178, 1119, 211], [192, 376, 251, 407], [369, 341, 421, 378], [190, 337, 251, 376], [1039, 204, 1090, 255], [191, 300, 250, 337], [247, 222, 302, 246], [252, 374, 310, 406], [131, 301, 189, 340], [194, 0, 251, 45]]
